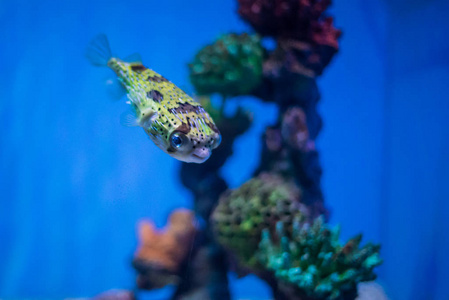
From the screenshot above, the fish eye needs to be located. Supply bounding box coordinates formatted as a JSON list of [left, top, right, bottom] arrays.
[[171, 133, 184, 148]]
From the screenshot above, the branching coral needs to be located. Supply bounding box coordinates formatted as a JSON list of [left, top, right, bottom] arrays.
[[258, 218, 382, 299], [211, 173, 310, 268], [189, 33, 264, 97]]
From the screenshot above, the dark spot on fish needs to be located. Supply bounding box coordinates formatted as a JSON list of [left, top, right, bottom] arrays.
[[131, 64, 147, 72], [148, 75, 169, 83], [147, 90, 163, 102], [174, 102, 203, 114], [175, 123, 191, 134]]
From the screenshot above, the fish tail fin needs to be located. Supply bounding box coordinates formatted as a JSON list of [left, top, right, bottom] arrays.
[[86, 34, 112, 66]]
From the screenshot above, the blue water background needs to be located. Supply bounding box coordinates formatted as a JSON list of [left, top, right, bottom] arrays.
[[1, 0, 449, 299]]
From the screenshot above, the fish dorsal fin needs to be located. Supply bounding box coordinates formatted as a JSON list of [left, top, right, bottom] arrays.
[[123, 53, 142, 63]]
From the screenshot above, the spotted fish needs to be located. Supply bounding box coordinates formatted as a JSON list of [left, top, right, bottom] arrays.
[[86, 34, 221, 163]]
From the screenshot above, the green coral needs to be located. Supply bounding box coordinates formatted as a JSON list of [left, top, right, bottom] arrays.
[[189, 33, 264, 97], [258, 218, 382, 299], [211, 173, 307, 267]]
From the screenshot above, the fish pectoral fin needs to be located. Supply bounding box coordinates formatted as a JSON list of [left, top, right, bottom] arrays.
[[120, 107, 157, 128], [105, 77, 127, 100], [120, 112, 140, 127], [123, 53, 142, 64]]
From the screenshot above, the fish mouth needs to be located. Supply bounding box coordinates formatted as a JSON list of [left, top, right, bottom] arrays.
[[190, 148, 211, 163], [191, 153, 209, 162]]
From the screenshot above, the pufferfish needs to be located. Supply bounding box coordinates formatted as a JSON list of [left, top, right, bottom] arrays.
[[86, 34, 221, 163]]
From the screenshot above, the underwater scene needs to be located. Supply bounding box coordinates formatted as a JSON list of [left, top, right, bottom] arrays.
[[1, 0, 449, 299]]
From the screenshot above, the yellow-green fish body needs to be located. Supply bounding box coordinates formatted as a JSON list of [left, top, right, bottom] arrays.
[[87, 35, 221, 163]]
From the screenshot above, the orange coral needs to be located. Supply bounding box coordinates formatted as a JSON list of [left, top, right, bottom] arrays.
[[134, 209, 197, 272]]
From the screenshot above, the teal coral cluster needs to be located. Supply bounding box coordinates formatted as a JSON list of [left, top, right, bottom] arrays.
[[188, 33, 264, 97], [258, 218, 383, 299], [212, 173, 308, 267], [212, 173, 382, 298]]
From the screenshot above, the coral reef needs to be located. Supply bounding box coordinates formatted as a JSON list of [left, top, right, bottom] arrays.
[[132, 209, 197, 290], [125, 1, 383, 299], [189, 33, 264, 97], [258, 218, 382, 300]]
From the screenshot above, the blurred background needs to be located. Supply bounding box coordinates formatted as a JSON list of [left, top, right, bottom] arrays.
[[1, 0, 448, 299]]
